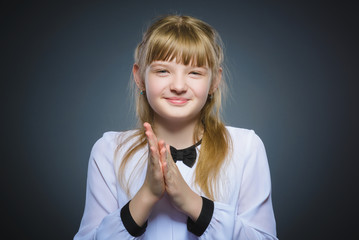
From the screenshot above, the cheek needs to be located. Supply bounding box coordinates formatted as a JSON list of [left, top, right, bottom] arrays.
[[145, 76, 164, 103], [193, 81, 211, 100]]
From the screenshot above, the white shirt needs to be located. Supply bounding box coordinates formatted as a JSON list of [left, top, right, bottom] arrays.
[[74, 126, 278, 239]]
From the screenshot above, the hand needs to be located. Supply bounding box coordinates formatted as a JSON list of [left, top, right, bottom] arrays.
[[159, 143, 202, 221], [129, 122, 166, 226], [142, 122, 166, 201]]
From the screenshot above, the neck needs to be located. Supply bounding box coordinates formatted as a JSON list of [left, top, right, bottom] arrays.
[[152, 116, 203, 149]]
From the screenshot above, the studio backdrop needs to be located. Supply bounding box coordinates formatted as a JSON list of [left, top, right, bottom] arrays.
[[2, 1, 358, 239]]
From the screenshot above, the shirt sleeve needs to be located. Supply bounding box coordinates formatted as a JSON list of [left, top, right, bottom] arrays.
[[74, 134, 140, 240], [198, 132, 278, 240]]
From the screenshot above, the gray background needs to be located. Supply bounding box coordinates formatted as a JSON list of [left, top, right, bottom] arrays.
[[2, 1, 358, 239]]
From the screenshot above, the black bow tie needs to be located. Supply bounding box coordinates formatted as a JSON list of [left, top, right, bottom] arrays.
[[169, 140, 202, 168]]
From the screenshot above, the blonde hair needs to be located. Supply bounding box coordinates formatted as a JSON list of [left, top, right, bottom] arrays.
[[116, 15, 232, 200]]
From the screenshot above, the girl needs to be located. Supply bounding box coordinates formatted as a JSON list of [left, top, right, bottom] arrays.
[[74, 15, 278, 239]]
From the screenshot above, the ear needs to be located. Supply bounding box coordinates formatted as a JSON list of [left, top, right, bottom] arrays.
[[133, 64, 144, 90], [210, 67, 222, 94]]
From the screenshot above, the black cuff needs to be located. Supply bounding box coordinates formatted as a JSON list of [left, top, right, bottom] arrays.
[[120, 201, 147, 237], [187, 196, 214, 236]]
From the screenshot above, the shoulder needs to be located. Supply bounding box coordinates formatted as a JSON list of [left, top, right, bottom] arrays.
[[91, 130, 138, 154], [91, 131, 119, 157], [89, 129, 139, 167], [87, 130, 141, 185], [225, 126, 263, 147], [225, 126, 266, 159]]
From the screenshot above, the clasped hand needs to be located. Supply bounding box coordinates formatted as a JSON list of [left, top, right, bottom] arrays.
[[142, 122, 202, 221]]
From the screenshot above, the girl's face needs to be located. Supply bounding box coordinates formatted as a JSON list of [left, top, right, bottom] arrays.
[[143, 59, 212, 124]]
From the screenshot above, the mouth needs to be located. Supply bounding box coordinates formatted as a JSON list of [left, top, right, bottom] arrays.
[[165, 97, 189, 105]]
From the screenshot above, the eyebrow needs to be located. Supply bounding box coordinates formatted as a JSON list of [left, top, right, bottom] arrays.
[[149, 62, 169, 68], [150, 62, 209, 71]]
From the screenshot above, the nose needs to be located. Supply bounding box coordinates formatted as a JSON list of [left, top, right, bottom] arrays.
[[170, 74, 187, 93]]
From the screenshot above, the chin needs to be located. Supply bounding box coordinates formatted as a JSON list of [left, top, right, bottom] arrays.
[[160, 113, 200, 123]]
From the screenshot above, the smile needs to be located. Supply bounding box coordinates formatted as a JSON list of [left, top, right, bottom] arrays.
[[165, 97, 189, 105]]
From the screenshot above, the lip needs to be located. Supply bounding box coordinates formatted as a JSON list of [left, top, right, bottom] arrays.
[[165, 97, 189, 105]]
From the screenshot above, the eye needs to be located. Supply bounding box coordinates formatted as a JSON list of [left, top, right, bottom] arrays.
[[190, 71, 201, 75], [156, 69, 169, 75]]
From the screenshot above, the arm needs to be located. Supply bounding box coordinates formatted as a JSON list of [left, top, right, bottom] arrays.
[[75, 124, 175, 239], [128, 123, 165, 227], [161, 143, 202, 222], [232, 133, 277, 239], [197, 131, 278, 240], [74, 133, 139, 240], [143, 124, 206, 235]]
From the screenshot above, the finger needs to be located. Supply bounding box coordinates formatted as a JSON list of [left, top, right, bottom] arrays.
[[144, 123, 158, 149], [145, 135, 157, 157], [159, 145, 167, 173], [150, 146, 160, 162], [159, 143, 169, 166], [158, 140, 165, 161], [165, 144, 174, 167], [145, 130, 157, 150], [144, 122, 156, 140]]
